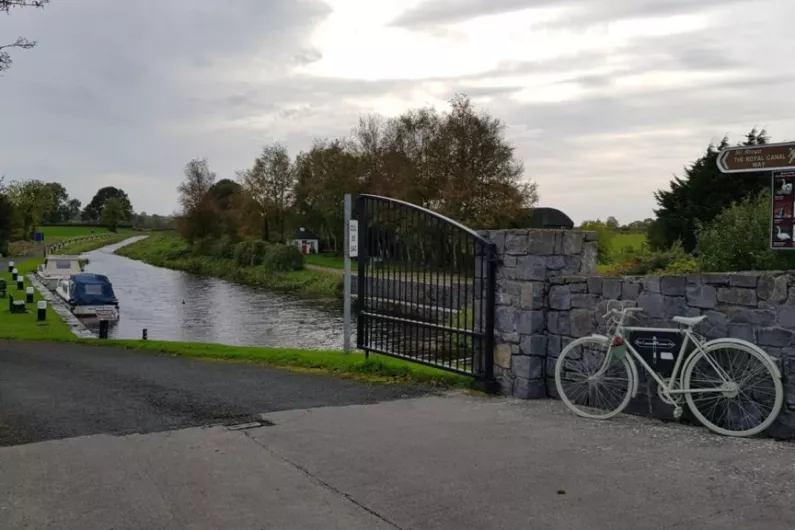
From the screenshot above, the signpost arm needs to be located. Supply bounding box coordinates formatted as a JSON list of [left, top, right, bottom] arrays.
[[343, 194, 352, 354]]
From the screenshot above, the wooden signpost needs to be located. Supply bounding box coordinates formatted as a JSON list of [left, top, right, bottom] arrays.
[[716, 141, 795, 250]]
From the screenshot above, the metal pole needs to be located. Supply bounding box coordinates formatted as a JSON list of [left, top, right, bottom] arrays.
[[343, 193, 352, 353]]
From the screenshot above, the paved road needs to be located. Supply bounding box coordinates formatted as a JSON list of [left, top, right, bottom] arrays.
[[0, 341, 430, 447], [3, 394, 795, 529]]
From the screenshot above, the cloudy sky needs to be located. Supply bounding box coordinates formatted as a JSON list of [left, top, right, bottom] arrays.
[[1, 0, 793, 224]]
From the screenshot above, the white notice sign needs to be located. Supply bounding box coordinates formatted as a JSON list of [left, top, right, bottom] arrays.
[[348, 220, 359, 258]]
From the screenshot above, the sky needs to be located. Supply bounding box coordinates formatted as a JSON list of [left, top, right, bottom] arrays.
[[1, 0, 794, 225]]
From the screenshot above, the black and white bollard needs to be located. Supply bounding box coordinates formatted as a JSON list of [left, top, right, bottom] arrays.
[[142, 328, 148, 340], [7, 261, 14, 273], [37, 301, 47, 321], [25, 286, 34, 304], [16, 277, 23, 291], [99, 320, 109, 339], [11, 268, 18, 281]]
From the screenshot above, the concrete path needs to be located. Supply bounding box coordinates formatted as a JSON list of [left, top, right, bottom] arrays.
[[2, 390, 794, 529]]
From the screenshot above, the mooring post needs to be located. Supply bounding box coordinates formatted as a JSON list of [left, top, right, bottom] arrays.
[[11, 268, 18, 281], [25, 287, 34, 304], [16, 277, 23, 291], [99, 320, 109, 339], [7, 261, 13, 273], [37, 301, 46, 321], [142, 328, 148, 340]]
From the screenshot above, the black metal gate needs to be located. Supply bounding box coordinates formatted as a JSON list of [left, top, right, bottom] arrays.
[[355, 194, 496, 383]]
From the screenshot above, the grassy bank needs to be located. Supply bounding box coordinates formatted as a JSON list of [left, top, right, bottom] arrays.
[[54, 232, 137, 254], [0, 257, 76, 341], [115, 233, 343, 298]]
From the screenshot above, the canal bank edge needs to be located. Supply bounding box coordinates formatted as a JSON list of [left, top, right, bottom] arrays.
[[2, 237, 471, 389], [113, 233, 344, 299]]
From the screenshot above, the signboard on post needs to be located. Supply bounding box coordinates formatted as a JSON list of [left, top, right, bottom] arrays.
[[715, 141, 795, 251], [348, 220, 359, 258], [772, 171, 795, 249], [717, 141, 795, 174]]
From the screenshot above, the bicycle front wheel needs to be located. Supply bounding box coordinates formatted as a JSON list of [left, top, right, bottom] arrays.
[[554, 336, 634, 420], [684, 341, 783, 437]]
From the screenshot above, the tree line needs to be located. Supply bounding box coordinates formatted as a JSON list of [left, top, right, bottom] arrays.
[[0, 179, 174, 251], [177, 94, 540, 252]]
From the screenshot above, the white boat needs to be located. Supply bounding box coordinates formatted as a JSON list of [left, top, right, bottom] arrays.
[[36, 255, 86, 290], [55, 273, 120, 321]]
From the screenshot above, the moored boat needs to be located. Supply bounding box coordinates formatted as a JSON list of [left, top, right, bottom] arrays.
[[36, 255, 86, 290], [55, 273, 120, 320]]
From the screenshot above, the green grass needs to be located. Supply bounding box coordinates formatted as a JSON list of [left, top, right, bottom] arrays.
[[115, 233, 344, 299], [0, 257, 77, 341], [55, 232, 135, 254], [39, 225, 134, 240], [94, 340, 475, 388], [612, 233, 646, 252], [304, 254, 357, 269]]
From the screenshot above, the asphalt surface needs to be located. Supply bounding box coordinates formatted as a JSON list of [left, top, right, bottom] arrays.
[[0, 341, 430, 447]]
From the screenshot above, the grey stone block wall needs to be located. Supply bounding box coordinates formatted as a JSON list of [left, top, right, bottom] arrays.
[[477, 229, 598, 398], [545, 271, 795, 437], [478, 228, 795, 438]]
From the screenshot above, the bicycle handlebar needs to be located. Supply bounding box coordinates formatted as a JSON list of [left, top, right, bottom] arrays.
[[601, 306, 645, 320]]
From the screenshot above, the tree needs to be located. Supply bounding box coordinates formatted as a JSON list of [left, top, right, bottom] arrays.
[[1, 0, 49, 73], [82, 186, 133, 223], [100, 197, 124, 232], [648, 128, 770, 252], [293, 139, 362, 251], [176, 158, 220, 242], [0, 177, 16, 255], [239, 144, 294, 242], [7, 178, 50, 238], [208, 178, 243, 236], [696, 189, 795, 272], [41, 182, 70, 223]]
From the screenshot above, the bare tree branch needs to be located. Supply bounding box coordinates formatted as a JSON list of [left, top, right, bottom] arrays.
[[0, 0, 49, 73]]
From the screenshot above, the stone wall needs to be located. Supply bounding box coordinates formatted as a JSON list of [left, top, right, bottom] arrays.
[[477, 229, 598, 398], [478, 228, 795, 438], [546, 272, 795, 437]]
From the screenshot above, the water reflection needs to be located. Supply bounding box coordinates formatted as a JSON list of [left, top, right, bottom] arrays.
[[80, 237, 348, 350]]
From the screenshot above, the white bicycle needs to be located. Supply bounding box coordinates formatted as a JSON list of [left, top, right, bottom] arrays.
[[554, 300, 784, 437]]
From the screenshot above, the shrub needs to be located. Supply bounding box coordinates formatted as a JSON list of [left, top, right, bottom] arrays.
[[696, 189, 795, 272], [250, 240, 269, 266], [232, 240, 254, 267], [601, 241, 695, 275], [191, 236, 215, 257], [212, 235, 238, 259], [580, 221, 615, 264], [262, 243, 305, 272]]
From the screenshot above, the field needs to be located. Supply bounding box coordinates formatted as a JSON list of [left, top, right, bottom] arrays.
[[611, 232, 646, 253], [39, 226, 134, 240]]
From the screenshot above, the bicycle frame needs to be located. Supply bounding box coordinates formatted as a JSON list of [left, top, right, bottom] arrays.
[[602, 311, 734, 397]]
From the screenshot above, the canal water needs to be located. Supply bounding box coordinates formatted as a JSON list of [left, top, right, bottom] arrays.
[[80, 237, 348, 349]]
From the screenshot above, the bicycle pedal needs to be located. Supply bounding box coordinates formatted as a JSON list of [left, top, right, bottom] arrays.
[[673, 407, 683, 420]]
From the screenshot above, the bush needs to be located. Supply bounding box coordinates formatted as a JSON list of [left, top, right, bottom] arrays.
[[262, 244, 305, 272], [250, 240, 269, 266], [696, 189, 795, 272], [212, 235, 239, 259], [232, 239, 271, 267], [580, 221, 615, 264], [601, 241, 696, 275], [191, 236, 215, 257]]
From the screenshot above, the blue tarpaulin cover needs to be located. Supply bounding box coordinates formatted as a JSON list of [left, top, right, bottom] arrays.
[[68, 273, 117, 306]]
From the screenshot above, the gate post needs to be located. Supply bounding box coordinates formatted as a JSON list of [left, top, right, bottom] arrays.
[[355, 195, 367, 356]]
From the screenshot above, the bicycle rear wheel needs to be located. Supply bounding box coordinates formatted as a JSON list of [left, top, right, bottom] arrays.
[[554, 336, 634, 420], [683, 341, 783, 437]]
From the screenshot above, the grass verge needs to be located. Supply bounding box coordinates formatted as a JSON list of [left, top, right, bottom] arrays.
[[115, 233, 344, 299], [0, 257, 77, 341], [55, 232, 138, 254], [95, 340, 475, 388]]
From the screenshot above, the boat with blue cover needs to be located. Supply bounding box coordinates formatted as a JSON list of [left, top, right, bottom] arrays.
[[55, 273, 120, 320]]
